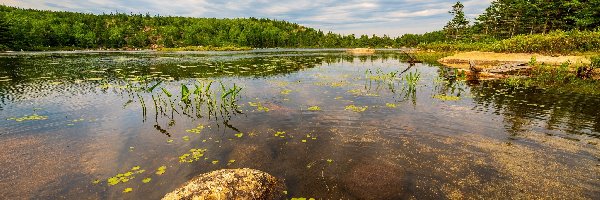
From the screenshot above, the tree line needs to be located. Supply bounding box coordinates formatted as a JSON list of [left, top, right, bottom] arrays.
[[400, 0, 600, 46], [0, 5, 400, 50], [0, 1, 599, 51]]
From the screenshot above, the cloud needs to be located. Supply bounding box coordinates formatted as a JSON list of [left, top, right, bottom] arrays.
[[1, 0, 492, 36]]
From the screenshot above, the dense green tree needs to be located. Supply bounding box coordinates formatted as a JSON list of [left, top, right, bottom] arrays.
[[0, 5, 406, 50], [475, 0, 600, 38], [0, 12, 10, 49], [444, 1, 469, 39]]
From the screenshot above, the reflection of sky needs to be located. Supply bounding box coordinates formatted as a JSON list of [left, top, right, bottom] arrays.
[[1, 51, 599, 199], [3, 0, 493, 36]]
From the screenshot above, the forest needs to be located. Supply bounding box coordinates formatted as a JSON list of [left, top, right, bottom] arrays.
[[0, 0, 599, 51]]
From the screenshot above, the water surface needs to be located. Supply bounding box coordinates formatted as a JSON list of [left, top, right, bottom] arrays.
[[0, 50, 598, 199]]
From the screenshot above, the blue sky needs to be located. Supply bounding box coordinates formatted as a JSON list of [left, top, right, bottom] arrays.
[[2, 0, 493, 36]]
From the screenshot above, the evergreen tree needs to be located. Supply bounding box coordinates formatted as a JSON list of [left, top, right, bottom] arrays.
[[444, 1, 469, 40]]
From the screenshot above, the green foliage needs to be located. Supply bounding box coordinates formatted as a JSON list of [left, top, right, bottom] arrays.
[[475, 0, 600, 38], [591, 56, 600, 67], [417, 42, 491, 52], [418, 30, 600, 54], [444, 1, 470, 39], [492, 30, 600, 54], [395, 31, 447, 47], [0, 12, 11, 50]]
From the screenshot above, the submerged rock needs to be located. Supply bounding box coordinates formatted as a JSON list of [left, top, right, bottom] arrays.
[[162, 168, 285, 200]]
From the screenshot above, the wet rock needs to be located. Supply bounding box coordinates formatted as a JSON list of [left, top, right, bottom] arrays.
[[162, 168, 285, 200]]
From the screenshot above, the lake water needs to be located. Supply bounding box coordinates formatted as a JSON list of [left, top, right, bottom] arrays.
[[0, 50, 598, 199]]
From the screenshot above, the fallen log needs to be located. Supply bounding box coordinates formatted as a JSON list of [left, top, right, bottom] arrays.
[[484, 63, 531, 73]]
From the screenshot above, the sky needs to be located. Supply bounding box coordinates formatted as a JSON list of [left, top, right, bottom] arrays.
[[1, 0, 494, 37]]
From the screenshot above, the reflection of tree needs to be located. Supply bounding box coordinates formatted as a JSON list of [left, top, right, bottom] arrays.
[[469, 81, 600, 138], [0, 53, 332, 107]]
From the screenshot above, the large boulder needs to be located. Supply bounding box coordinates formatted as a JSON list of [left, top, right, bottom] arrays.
[[163, 168, 285, 200]]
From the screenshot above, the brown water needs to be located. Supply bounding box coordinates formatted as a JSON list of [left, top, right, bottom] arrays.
[[0, 50, 598, 199]]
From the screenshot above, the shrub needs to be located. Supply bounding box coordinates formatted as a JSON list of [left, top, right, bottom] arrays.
[[491, 30, 600, 54]]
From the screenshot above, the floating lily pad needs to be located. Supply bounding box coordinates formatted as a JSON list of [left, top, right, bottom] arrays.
[[307, 106, 321, 111], [156, 166, 167, 175], [433, 94, 460, 101], [7, 114, 48, 122], [345, 105, 368, 112], [179, 149, 207, 163]]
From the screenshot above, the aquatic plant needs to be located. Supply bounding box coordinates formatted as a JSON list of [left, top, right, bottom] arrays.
[[142, 178, 152, 183], [404, 71, 421, 86], [307, 106, 321, 111], [179, 148, 207, 163], [7, 114, 48, 122], [157, 46, 252, 52], [345, 105, 368, 112], [274, 131, 286, 137], [280, 89, 292, 95], [365, 68, 399, 82], [155, 166, 167, 175], [186, 125, 205, 134], [433, 94, 461, 101], [248, 102, 270, 112], [106, 166, 146, 186]]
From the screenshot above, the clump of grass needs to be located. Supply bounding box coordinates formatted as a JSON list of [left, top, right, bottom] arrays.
[[365, 68, 398, 81], [404, 71, 421, 86]]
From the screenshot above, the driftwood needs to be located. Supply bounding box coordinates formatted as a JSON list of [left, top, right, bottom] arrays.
[[397, 50, 423, 77], [485, 62, 531, 73], [469, 60, 483, 73], [400, 50, 422, 65]]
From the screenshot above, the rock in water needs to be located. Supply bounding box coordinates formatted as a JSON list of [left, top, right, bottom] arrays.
[[162, 168, 285, 200]]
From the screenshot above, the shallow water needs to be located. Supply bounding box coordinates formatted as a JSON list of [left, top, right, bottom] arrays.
[[0, 50, 598, 199]]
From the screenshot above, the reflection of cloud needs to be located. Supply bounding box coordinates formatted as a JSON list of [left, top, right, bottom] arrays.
[[1, 0, 492, 36]]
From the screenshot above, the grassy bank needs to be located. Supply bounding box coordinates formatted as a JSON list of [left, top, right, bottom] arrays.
[[418, 30, 600, 55]]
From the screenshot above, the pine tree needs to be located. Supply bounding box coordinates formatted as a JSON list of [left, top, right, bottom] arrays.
[[444, 1, 470, 40]]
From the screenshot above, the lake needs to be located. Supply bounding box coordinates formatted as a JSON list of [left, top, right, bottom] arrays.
[[0, 49, 598, 199]]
